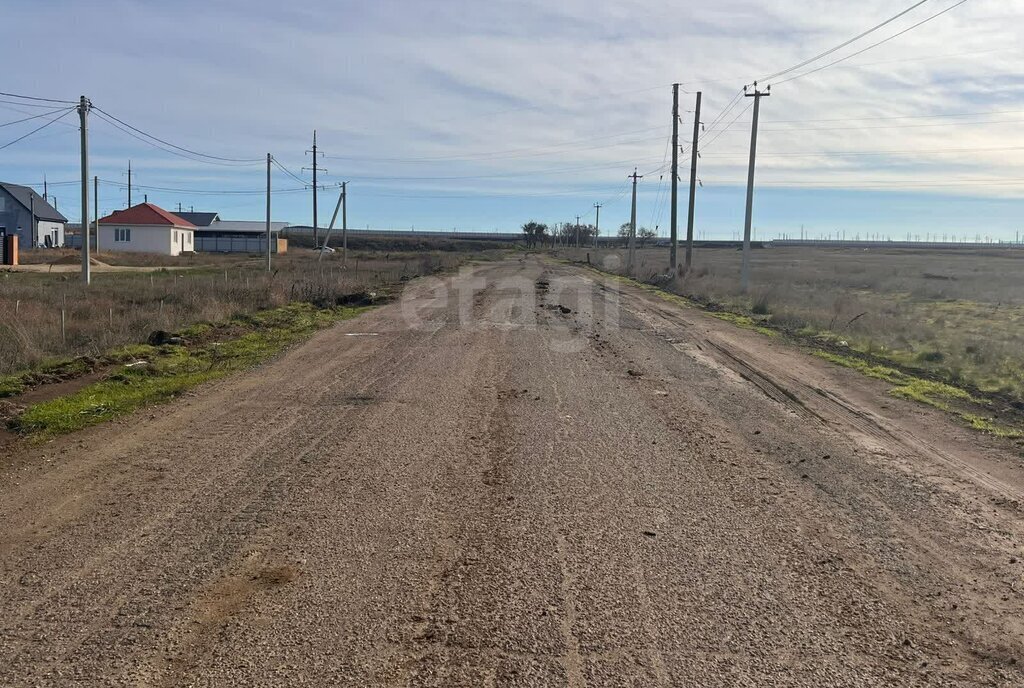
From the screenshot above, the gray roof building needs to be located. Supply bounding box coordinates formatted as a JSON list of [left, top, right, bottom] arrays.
[[0, 182, 68, 247], [0, 182, 67, 223], [176, 211, 220, 227]]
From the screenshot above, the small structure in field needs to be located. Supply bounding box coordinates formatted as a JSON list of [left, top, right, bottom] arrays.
[[0, 182, 67, 248], [178, 211, 288, 254], [97, 203, 196, 256]]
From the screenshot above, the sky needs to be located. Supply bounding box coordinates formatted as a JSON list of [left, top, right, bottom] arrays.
[[2, 0, 1023, 240]]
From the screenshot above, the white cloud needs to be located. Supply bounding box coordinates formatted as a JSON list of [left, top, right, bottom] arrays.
[[2, 0, 1023, 228]]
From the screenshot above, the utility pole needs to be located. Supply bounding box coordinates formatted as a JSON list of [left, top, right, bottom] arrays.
[[576, 215, 581, 248], [304, 130, 327, 248], [78, 95, 91, 285], [670, 83, 680, 272], [594, 203, 601, 248], [627, 168, 642, 276], [341, 182, 348, 268], [320, 183, 345, 262], [43, 174, 48, 203], [126, 160, 133, 207], [685, 91, 702, 274], [30, 195, 36, 247], [93, 176, 100, 253], [266, 154, 272, 272], [740, 83, 769, 293]]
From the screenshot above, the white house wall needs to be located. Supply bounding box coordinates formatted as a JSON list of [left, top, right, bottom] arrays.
[[36, 221, 64, 247], [98, 224, 194, 256]]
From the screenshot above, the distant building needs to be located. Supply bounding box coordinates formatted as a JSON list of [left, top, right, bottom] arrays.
[[0, 182, 67, 248], [97, 203, 196, 256], [179, 210, 288, 253]]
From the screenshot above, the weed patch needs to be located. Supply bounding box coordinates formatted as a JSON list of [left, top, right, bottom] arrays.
[[10, 303, 371, 438]]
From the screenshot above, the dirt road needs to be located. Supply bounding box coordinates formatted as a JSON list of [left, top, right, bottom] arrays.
[[2, 258, 1023, 686]]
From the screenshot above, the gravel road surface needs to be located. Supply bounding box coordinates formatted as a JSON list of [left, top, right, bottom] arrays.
[[1, 257, 1023, 686]]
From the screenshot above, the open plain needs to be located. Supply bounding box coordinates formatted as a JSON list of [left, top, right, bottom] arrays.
[[1, 257, 1023, 686]]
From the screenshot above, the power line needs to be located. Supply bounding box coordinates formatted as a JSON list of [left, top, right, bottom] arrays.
[[91, 106, 264, 163], [0, 108, 75, 152], [760, 0, 932, 82], [0, 91, 76, 104], [700, 101, 753, 152], [773, 0, 971, 86], [92, 111, 263, 167], [701, 115, 1024, 135], [691, 144, 1024, 163], [99, 178, 308, 196], [271, 157, 313, 186], [0, 106, 72, 129]]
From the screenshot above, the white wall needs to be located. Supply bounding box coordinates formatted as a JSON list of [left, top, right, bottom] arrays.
[[37, 221, 64, 247], [98, 224, 194, 255]]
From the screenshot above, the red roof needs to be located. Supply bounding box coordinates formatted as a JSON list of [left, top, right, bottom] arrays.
[[97, 203, 196, 228]]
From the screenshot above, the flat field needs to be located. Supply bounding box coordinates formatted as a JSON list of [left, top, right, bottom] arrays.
[[564, 245, 1024, 404], [0, 249, 471, 376]]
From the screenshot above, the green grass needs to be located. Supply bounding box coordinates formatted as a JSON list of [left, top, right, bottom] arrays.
[[0, 357, 96, 398], [813, 350, 1022, 438], [11, 302, 372, 438]]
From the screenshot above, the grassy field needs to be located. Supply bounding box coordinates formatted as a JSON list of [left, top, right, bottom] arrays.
[[562, 245, 1024, 406], [0, 249, 473, 376]]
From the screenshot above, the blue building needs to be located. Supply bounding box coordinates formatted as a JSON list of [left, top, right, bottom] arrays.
[[0, 182, 67, 248]]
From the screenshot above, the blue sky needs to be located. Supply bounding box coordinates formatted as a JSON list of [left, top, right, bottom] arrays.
[[2, 0, 1023, 240]]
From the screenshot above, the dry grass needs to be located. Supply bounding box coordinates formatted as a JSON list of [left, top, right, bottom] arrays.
[[0, 249, 474, 376], [565, 245, 1024, 403]]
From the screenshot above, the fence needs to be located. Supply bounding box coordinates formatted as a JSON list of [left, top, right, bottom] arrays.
[[195, 236, 284, 254]]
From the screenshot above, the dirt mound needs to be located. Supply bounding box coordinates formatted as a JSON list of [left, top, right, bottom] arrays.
[[50, 255, 108, 267]]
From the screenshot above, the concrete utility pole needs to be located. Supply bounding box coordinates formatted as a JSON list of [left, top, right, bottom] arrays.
[[627, 168, 643, 276], [29, 195, 36, 247], [670, 83, 680, 272], [126, 160, 133, 207], [266, 154, 272, 272], [304, 130, 327, 248], [685, 91, 702, 274], [576, 215, 581, 248], [320, 183, 345, 263], [93, 176, 100, 253], [341, 181, 348, 267], [594, 203, 601, 248], [78, 95, 91, 285], [740, 83, 769, 293]]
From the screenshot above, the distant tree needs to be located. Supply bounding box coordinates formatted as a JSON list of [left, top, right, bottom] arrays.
[[637, 226, 656, 247], [521, 221, 548, 248], [558, 222, 596, 245], [618, 222, 632, 246]]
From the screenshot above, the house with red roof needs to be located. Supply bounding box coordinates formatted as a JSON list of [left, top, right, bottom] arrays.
[[97, 203, 196, 256]]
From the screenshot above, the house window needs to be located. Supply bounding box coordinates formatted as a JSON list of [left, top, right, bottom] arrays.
[[115, 228, 131, 242]]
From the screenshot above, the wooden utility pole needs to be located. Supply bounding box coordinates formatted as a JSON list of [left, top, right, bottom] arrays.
[[627, 168, 642, 276], [685, 91, 702, 274], [126, 160, 133, 207], [78, 96, 91, 285], [594, 203, 601, 248], [740, 83, 769, 293], [670, 83, 680, 272], [304, 130, 327, 248], [266, 154, 272, 272]]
